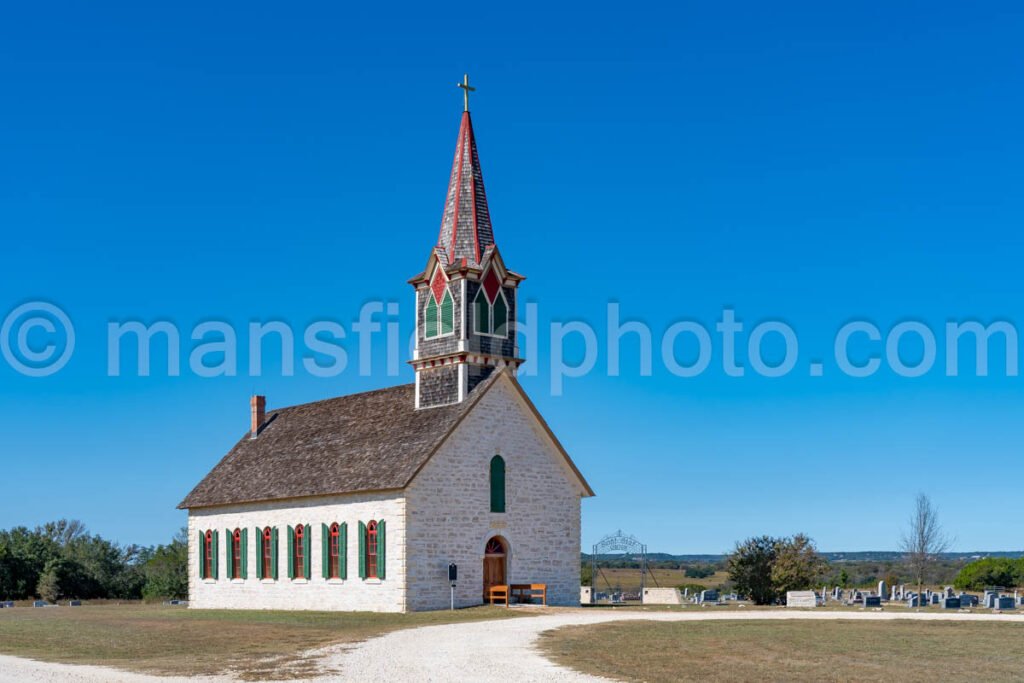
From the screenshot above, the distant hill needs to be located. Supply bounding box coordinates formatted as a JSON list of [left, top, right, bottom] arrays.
[[583, 551, 1024, 563]]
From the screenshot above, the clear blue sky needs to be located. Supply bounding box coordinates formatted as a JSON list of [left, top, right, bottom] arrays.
[[1, 1, 1022, 553]]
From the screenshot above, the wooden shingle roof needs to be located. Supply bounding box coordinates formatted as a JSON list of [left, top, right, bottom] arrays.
[[178, 377, 495, 509]]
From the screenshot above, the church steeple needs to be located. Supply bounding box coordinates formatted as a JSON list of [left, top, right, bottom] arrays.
[[437, 108, 494, 267], [409, 77, 524, 409]]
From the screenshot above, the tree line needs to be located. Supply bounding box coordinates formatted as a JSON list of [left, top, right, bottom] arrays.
[[953, 558, 1024, 591], [0, 520, 187, 602], [728, 494, 957, 604]]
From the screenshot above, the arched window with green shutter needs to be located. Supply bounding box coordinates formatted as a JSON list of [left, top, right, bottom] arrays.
[[490, 455, 506, 513], [473, 288, 490, 334], [472, 286, 509, 338], [440, 290, 454, 335], [424, 296, 439, 338], [492, 292, 508, 336]]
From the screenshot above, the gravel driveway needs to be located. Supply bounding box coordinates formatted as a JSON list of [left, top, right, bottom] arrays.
[[2, 608, 1022, 683]]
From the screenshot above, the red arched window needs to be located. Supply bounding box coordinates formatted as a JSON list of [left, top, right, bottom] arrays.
[[262, 527, 273, 579], [293, 524, 305, 578], [231, 529, 242, 579], [203, 530, 213, 579], [329, 523, 341, 579], [366, 521, 378, 579]]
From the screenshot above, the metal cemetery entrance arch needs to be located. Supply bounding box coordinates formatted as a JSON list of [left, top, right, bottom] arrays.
[[591, 530, 651, 603]]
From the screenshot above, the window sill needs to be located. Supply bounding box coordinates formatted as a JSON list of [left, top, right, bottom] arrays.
[[327, 578, 345, 585], [291, 578, 309, 584], [260, 579, 276, 584], [363, 578, 383, 585], [231, 579, 245, 584], [202, 579, 217, 584]]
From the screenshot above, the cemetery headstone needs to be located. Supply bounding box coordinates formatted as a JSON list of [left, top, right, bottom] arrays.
[[996, 596, 1015, 610], [944, 597, 961, 609], [864, 596, 882, 608], [878, 580, 887, 600], [68, 600, 81, 607], [699, 589, 719, 604], [32, 600, 48, 608], [786, 591, 818, 608], [907, 596, 920, 608]]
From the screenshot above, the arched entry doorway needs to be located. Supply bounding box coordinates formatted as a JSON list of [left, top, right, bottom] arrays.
[[483, 536, 507, 601]]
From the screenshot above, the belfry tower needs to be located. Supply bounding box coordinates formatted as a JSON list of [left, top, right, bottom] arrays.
[[409, 76, 524, 409]]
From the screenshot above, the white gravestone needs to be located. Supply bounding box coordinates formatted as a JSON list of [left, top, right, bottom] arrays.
[[642, 588, 683, 605], [786, 591, 817, 608]]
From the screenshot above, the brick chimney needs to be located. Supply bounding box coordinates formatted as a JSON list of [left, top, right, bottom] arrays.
[[250, 395, 266, 439]]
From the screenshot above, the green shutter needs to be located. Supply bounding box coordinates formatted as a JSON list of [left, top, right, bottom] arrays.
[[492, 293, 508, 337], [440, 291, 454, 335], [303, 525, 311, 579], [340, 522, 348, 580], [241, 529, 248, 580], [287, 526, 295, 580], [378, 520, 386, 581], [198, 531, 205, 579], [474, 290, 490, 334], [425, 297, 438, 338], [358, 521, 366, 579], [255, 528, 263, 580], [271, 528, 279, 580], [225, 529, 233, 579], [321, 523, 329, 579], [212, 530, 219, 580], [490, 455, 506, 513]]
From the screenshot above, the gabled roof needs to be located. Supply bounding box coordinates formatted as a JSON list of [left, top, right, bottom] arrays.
[[437, 111, 494, 267], [178, 370, 593, 510]]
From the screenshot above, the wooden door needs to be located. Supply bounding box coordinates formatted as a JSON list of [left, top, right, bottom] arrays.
[[483, 537, 507, 601]]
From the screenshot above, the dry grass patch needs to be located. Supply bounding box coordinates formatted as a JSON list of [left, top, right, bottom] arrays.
[[0, 603, 528, 679], [593, 567, 731, 592], [539, 619, 1024, 682]]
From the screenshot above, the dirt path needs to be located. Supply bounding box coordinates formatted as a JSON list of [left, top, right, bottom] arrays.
[[316, 608, 1024, 682], [2, 609, 1022, 682]]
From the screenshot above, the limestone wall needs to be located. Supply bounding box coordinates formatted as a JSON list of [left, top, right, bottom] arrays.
[[405, 377, 586, 611], [188, 491, 406, 612]]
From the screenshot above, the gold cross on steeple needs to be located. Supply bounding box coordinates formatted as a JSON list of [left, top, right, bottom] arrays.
[[457, 73, 475, 112]]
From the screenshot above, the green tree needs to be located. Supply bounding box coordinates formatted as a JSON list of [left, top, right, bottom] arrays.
[[141, 529, 188, 600], [953, 558, 1021, 591], [728, 536, 779, 605], [838, 568, 849, 588], [36, 558, 94, 602], [0, 526, 60, 599], [684, 564, 715, 579], [772, 534, 827, 594]]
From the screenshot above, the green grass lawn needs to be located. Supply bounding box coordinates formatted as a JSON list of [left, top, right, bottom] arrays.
[[0, 603, 528, 679], [539, 619, 1024, 682]]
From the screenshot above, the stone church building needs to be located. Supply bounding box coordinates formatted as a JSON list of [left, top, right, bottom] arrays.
[[179, 86, 594, 612]]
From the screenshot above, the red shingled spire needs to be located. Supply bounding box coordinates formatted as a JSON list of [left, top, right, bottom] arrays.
[[437, 111, 494, 267]]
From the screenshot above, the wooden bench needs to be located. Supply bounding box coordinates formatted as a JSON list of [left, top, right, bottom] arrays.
[[510, 583, 547, 606], [486, 584, 510, 606]]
